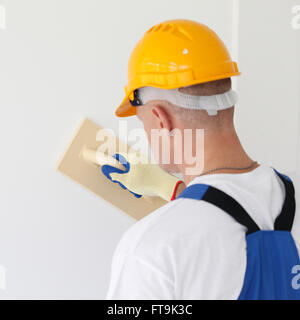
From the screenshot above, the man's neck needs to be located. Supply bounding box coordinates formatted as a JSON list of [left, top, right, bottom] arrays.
[[181, 129, 258, 185]]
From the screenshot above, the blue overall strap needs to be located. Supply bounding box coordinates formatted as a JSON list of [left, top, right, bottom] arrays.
[[273, 169, 296, 231], [178, 170, 299, 299], [177, 183, 260, 235], [238, 170, 299, 300], [177, 169, 296, 235]]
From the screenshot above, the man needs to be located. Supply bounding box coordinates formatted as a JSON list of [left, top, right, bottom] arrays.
[[102, 19, 300, 299]]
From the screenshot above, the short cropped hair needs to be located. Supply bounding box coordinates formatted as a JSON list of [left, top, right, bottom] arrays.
[[178, 78, 231, 96]]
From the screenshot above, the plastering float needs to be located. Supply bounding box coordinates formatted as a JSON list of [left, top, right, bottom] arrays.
[[56, 118, 167, 220]]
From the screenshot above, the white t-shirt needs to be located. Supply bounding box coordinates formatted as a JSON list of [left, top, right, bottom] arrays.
[[105, 164, 300, 300]]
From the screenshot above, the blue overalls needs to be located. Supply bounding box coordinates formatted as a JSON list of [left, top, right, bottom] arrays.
[[177, 169, 300, 300]]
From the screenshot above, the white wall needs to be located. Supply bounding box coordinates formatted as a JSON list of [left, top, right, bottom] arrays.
[[236, 0, 300, 173], [0, 0, 235, 299], [0, 0, 299, 299], [236, 0, 300, 251]]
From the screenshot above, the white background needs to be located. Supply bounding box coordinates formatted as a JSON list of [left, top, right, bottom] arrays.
[[0, 0, 299, 299]]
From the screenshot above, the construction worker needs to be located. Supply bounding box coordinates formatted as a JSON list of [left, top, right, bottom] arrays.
[[102, 19, 300, 299]]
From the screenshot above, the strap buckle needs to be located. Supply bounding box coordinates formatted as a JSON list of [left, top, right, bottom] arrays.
[[129, 89, 142, 106]]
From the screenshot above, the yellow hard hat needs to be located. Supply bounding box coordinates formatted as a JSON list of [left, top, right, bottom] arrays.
[[115, 19, 240, 117]]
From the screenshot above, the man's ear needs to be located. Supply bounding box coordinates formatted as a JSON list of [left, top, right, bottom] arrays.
[[151, 105, 172, 131]]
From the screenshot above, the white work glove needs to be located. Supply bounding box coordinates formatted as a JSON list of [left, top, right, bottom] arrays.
[[101, 152, 183, 202]]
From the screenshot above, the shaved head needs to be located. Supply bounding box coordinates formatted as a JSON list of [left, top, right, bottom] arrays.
[[143, 78, 234, 131], [178, 78, 231, 96]]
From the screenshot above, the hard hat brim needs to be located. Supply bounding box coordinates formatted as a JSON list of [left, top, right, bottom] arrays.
[[115, 96, 137, 117], [114, 69, 241, 117]]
